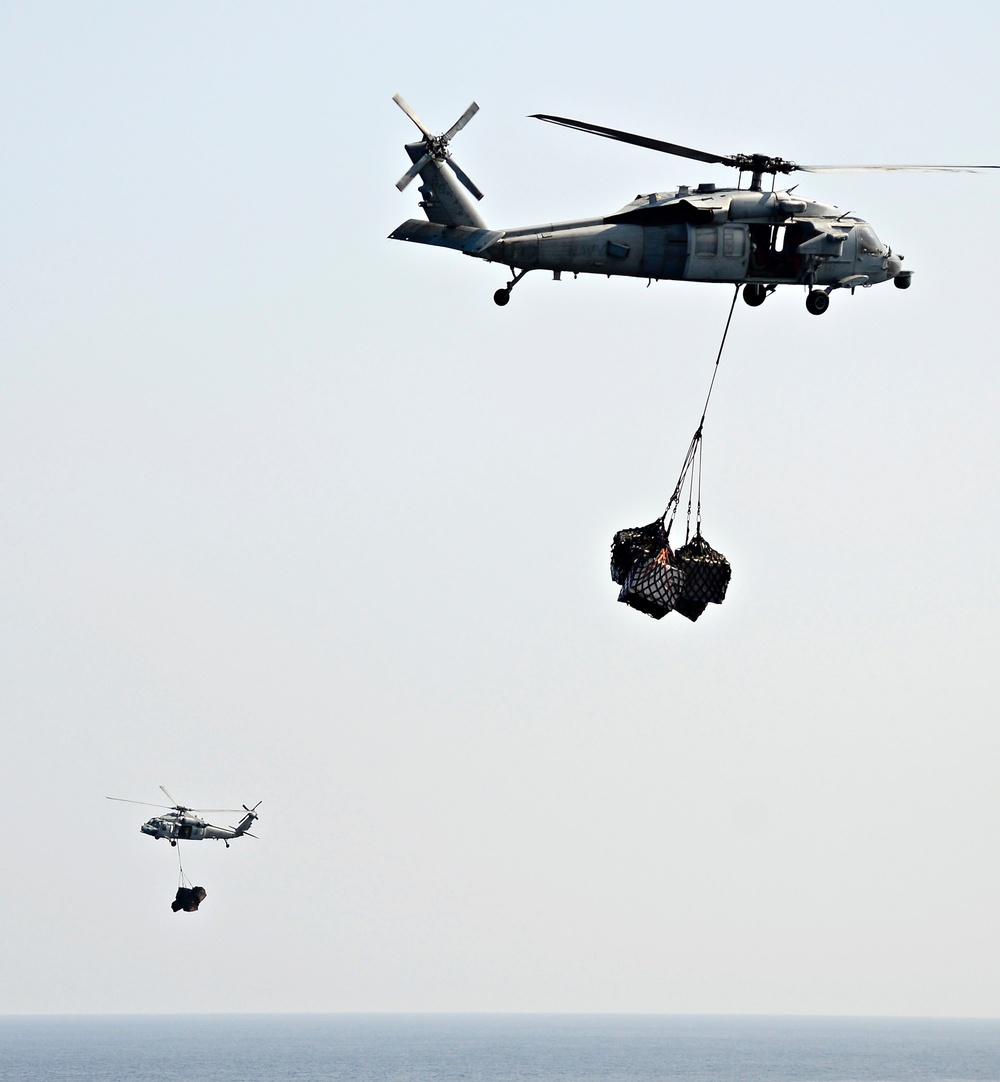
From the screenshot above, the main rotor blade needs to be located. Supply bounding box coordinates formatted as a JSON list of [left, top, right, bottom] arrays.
[[392, 93, 433, 139], [444, 101, 479, 141], [532, 114, 734, 168], [795, 163, 1000, 173], [447, 157, 484, 201], [159, 785, 179, 807], [396, 152, 431, 191], [107, 796, 172, 809]]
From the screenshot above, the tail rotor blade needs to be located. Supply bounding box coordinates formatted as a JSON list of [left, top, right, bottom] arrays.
[[447, 158, 484, 201], [444, 101, 479, 141], [396, 153, 432, 191], [392, 93, 433, 139]]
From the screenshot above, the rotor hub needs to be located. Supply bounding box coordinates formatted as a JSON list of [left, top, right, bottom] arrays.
[[427, 135, 451, 161]]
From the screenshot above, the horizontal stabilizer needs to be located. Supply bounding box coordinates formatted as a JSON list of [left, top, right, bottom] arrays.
[[389, 219, 503, 253]]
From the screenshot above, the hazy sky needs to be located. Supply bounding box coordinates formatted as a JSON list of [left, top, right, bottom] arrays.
[[3, 2, 1000, 1016]]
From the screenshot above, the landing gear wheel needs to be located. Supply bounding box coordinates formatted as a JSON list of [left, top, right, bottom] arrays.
[[493, 288, 510, 307], [743, 283, 767, 307], [806, 291, 830, 316]]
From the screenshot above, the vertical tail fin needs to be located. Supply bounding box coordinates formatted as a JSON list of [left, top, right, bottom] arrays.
[[233, 801, 261, 837]]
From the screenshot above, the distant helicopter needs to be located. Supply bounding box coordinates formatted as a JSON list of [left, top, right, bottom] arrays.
[[389, 94, 998, 315], [107, 786, 261, 848]]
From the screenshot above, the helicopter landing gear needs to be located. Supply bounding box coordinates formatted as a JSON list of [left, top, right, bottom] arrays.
[[806, 290, 831, 315], [493, 267, 531, 306], [742, 283, 773, 307]]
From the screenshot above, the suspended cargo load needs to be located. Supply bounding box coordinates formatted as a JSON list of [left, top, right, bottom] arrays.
[[619, 545, 685, 619], [673, 533, 732, 622], [171, 885, 207, 913]]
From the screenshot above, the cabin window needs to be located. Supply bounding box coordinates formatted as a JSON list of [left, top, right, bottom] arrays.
[[694, 227, 717, 257], [723, 226, 745, 259]]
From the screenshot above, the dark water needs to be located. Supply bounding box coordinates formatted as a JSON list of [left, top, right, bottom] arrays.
[[3, 1014, 1000, 1081]]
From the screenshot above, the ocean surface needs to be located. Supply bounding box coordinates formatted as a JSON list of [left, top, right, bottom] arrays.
[[3, 1014, 1000, 1081]]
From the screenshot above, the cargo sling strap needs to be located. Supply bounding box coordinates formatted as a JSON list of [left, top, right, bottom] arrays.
[[612, 288, 737, 621], [662, 284, 739, 544]]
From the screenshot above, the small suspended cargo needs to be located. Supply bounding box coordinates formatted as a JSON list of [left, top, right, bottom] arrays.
[[612, 519, 683, 620], [672, 533, 731, 622], [171, 885, 207, 913]]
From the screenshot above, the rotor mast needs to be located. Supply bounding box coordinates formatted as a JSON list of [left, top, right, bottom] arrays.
[[737, 153, 793, 192]]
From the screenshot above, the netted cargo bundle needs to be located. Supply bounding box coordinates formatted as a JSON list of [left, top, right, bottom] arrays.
[[673, 533, 731, 622], [611, 519, 669, 586], [171, 885, 207, 913], [618, 546, 685, 620]]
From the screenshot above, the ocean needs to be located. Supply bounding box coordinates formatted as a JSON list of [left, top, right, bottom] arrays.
[[3, 1014, 1000, 1081]]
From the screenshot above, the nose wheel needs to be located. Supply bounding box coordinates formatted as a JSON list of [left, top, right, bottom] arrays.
[[806, 290, 831, 315]]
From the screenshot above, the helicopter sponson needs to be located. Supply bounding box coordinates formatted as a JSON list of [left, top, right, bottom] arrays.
[[388, 96, 998, 314]]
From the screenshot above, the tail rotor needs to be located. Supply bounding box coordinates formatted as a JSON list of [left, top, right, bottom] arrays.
[[393, 93, 483, 200], [233, 800, 261, 839]]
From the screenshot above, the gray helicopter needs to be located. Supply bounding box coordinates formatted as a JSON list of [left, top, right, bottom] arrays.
[[107, 786, 261, 848], [390, 95, 998, 315]]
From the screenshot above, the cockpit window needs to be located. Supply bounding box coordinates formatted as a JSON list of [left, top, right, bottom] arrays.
[[857, 225, 884, 255]]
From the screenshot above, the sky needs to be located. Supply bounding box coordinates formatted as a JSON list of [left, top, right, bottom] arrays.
[[2, 1, 999, 1016]]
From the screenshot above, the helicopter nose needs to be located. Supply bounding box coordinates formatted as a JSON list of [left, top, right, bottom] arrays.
[[887, 253, 903, 278]]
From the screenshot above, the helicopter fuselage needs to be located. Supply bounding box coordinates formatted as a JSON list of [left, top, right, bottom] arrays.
[[479, 186, 901, 290], [390, 169, 907, 314], [140, 809, 255, 844]]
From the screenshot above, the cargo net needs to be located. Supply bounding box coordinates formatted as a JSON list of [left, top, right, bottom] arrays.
[[172, 849, 207, 913], [612, 517, 730, 622], [611, 417, 731, 621], [172, 885, 207, 913]]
